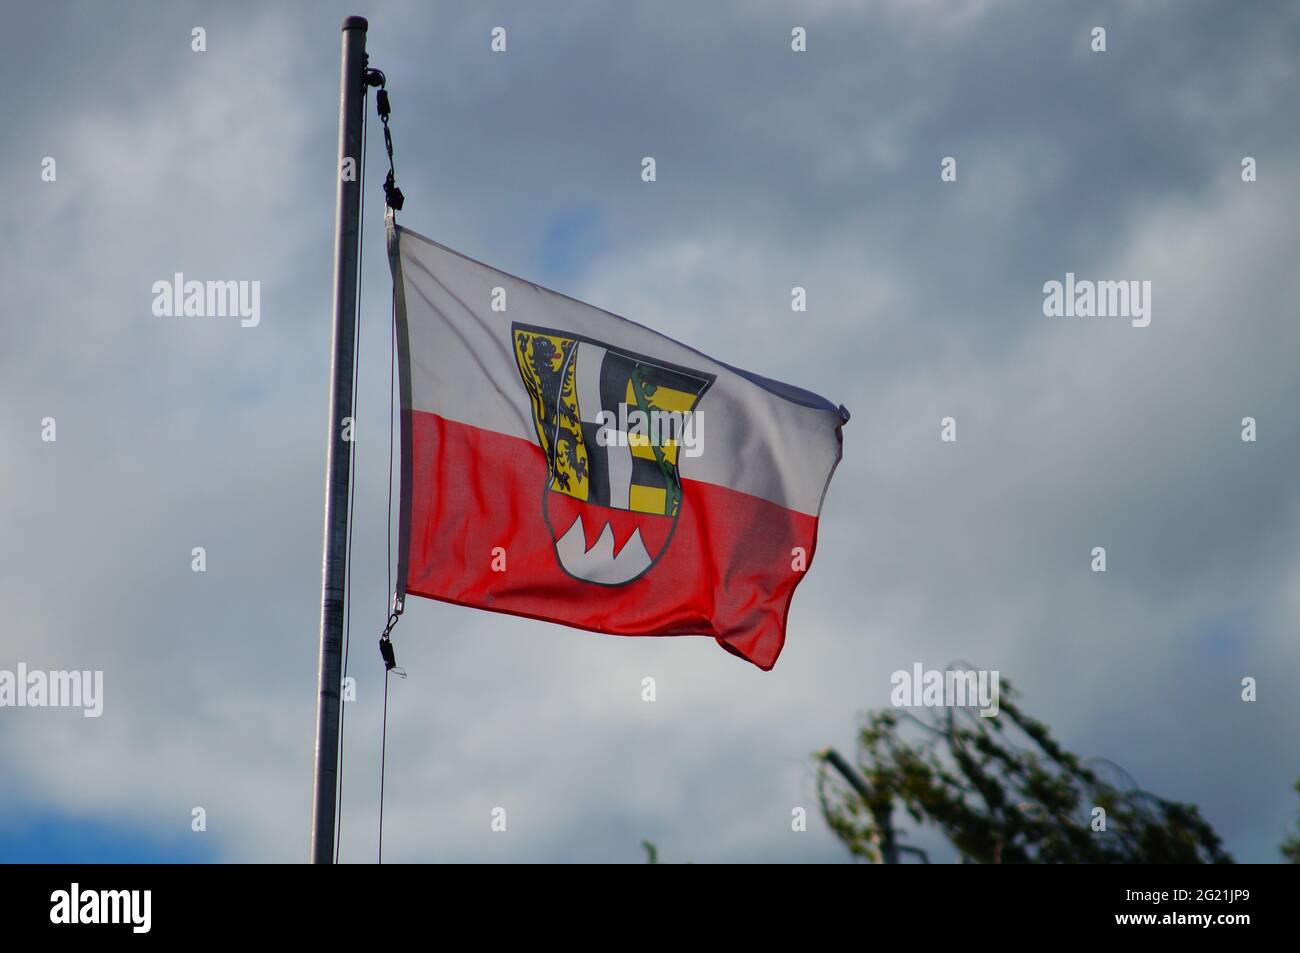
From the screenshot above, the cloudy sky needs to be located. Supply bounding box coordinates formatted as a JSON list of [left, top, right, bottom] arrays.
[[2, 0, 1299, 863]]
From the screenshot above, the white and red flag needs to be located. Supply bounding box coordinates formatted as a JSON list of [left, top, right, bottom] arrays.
[[389, 223, 847, 669]]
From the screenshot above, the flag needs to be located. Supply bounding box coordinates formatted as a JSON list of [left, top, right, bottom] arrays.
[[388, 223, 848, 669]]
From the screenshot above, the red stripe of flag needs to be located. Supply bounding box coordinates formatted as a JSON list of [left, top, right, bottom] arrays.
[[404, 410, 820, 670]]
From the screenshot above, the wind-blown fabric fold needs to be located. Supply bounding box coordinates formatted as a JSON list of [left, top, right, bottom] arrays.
[[389, 223, 847, 670]]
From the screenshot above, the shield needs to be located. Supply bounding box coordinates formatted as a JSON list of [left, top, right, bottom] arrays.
[[512, 323, 714, 585]]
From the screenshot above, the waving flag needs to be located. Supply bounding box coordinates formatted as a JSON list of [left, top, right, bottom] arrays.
[[389, 223, 847, 669]]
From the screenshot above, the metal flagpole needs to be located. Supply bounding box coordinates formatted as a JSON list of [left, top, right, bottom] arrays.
[[312, 14, 369, 864]]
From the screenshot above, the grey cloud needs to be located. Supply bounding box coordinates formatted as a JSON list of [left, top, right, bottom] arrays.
[[1, 0, 1297, 863]]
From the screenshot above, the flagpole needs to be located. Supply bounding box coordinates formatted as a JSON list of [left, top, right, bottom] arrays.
[[312, 14, 369, 865]]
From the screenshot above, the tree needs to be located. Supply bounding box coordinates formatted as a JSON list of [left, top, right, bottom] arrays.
[[1282, 779, 1300, 863], [816, 677, 1232, 863]]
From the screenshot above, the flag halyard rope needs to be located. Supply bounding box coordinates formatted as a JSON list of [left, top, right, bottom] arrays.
[[336, 57, 407, 865], [366, 63, 405, 864], [333, 78, 371, 865], [365, 67, 404, 214]]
